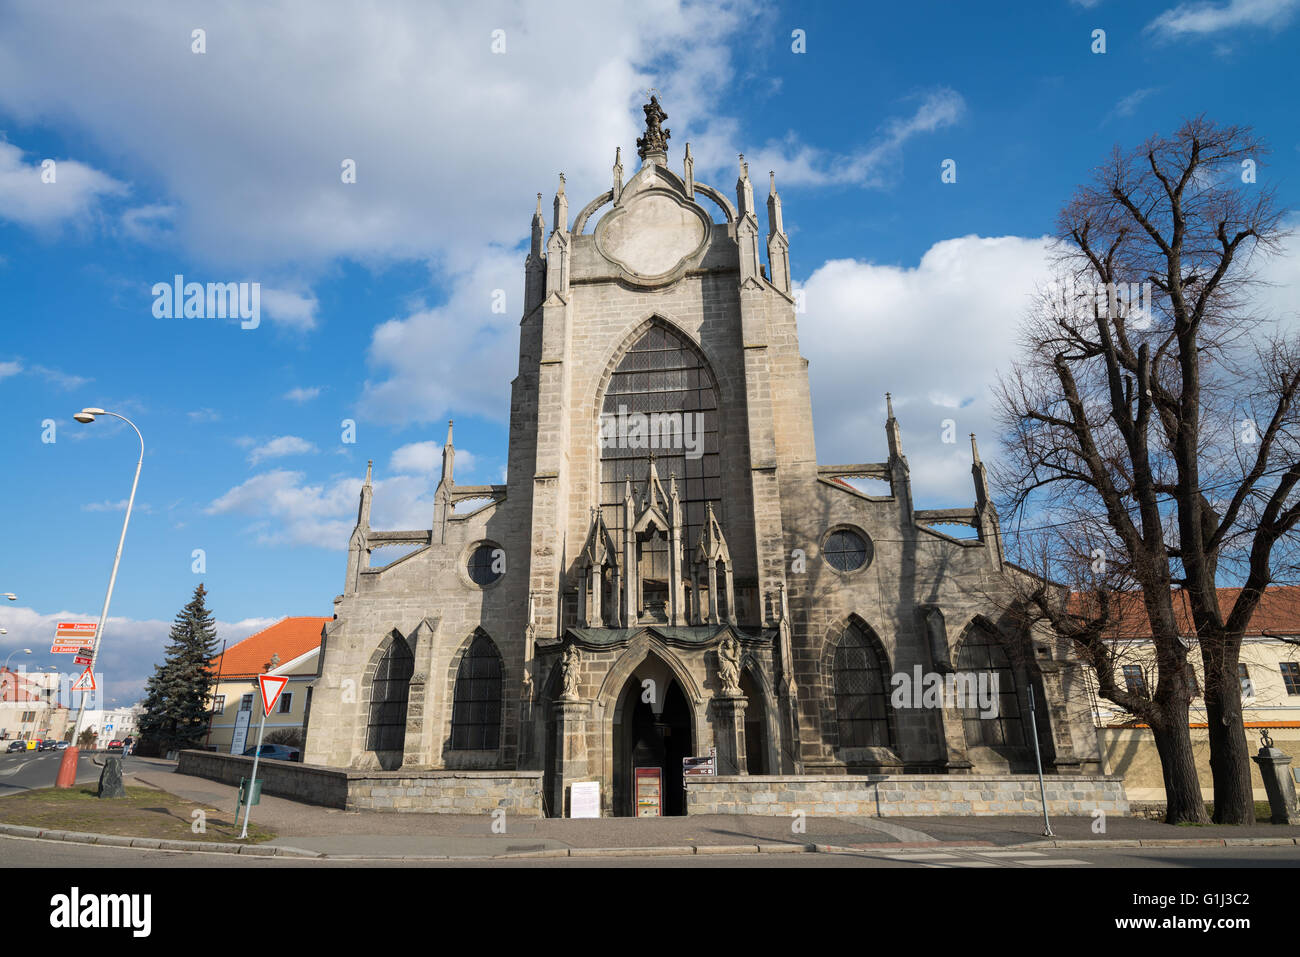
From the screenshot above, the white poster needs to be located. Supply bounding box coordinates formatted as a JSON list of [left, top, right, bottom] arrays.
[[231, 709, 251, 754], [569, 781, 600, 818]]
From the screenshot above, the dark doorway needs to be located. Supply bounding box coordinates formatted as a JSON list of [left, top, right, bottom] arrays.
[[740, 669, 767, 774], [613, 670, 692, 816]]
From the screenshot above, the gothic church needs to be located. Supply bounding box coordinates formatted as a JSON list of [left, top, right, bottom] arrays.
[[303, 97, 1104, 817]]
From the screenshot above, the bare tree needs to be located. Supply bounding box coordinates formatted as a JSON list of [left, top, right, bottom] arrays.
[[993, 117, 1297, 824]]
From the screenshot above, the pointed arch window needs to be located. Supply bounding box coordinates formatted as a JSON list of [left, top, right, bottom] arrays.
[[956, 627, 1026, 748], [366, 636, 413, 754], [451, 633, 502, 750], [599, 323, 721, 563], [832, 622, 893, 749]]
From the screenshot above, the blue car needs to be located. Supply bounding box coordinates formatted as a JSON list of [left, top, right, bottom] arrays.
[[241, 744, 301, 762]]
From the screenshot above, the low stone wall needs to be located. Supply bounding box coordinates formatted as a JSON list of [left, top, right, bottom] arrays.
[[685, 774, 1129, 817], [176, 751, 544, 815]]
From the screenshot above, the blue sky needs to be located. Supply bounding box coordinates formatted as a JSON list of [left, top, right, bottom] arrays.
[[2, 0, 1299, 702]]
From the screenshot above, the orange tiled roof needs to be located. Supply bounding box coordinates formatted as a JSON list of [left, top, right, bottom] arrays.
[[1068, 585, 1300, 639], [210, 617, 329, 679]]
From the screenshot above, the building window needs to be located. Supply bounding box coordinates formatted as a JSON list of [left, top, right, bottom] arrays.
[[1281, 662, 1300, 696], [451, 633, 502, 750], [823, 528, 871, 572], [832, 622, 893, 749], [956, 627, 1026, 748], [22, 711, 35, 723], [367, 637, 414, 755], [212, 694, 226, 715], [239, 693, 253, 712], [1123, 665, 1149, 697], [599, 323, 721, 575], [466, 543, 504, 587], [1239, 663, 1254, 697], [278, 692, 293, 714]]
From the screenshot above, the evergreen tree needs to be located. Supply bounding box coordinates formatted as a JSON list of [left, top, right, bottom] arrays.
[[137, 584, 219, 754]]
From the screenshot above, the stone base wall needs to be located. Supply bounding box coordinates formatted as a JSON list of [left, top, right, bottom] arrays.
[[176, 751, 543, 815], [685, 774, 1129, 816]]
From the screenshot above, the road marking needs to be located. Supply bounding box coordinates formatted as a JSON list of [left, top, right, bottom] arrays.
[[975, 850, 1046, 857], [1021, 859, 1089, 866]]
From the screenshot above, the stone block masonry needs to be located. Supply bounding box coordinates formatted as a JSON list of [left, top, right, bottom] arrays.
[[685, 774, 1129, 817], [177, 751, 543, 815]]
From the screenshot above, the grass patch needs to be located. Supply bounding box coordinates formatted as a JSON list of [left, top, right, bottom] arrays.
[[0, 785, 274, 843]]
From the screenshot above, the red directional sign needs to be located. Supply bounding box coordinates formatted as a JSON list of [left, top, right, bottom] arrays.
[[56, 622, 97, 637], [258, 674, 289, 715]]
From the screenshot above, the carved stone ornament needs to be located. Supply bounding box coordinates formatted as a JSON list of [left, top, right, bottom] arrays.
[[636, 94, 670, 158], [717, 635, 742, 697]]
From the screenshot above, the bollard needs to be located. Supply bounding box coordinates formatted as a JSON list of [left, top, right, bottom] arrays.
[[1250, 729, 1297, 825]]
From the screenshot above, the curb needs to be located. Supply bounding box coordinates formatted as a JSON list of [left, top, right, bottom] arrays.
[[4, 821, 1295, 860], [1018, 837, 1299, 849], [0, 822, 322, 857]]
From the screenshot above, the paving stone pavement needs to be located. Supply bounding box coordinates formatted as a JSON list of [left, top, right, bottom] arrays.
[[123, 768, 1300, 858]]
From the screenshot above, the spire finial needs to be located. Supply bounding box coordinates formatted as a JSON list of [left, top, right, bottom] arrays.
[[971, 433, 981, 465], [536, 192, 542, 215], [446, 419, 454, 447], [769, 170, 776, 193], [365, 459, 373, 484], [558, 172, 566, 194], [738, 153, 749, 178], [886, 392, 895, 419]]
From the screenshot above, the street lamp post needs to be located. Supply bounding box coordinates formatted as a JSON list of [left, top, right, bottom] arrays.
[[55, 409, 143, 788]]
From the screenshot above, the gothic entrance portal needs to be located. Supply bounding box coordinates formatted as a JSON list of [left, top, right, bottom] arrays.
[[612, 661, 693, 817]]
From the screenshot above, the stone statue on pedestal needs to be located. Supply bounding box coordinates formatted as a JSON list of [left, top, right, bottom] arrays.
[[717, 635, 742, 696]]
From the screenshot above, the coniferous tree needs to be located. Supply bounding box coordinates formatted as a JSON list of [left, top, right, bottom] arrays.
[[138, 584, 219, 754]]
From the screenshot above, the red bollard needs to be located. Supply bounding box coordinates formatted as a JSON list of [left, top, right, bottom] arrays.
[[54, 746, 79, 788]]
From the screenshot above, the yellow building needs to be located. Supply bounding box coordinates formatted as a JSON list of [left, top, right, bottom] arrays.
[[203, 617, 329, 756], [1079, 587, 1300, 802]]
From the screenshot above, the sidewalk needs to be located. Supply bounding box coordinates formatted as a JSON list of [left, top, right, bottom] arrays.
[[124, 767, 1300, 859]]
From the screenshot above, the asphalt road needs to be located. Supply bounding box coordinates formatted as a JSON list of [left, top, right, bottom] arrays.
[[0, 750, 164, 794], [1, 833, 1297, 867]]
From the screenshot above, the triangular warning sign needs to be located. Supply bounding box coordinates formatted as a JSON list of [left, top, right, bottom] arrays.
[[258, 674, 289, 715], [71, 667, 96, 692]]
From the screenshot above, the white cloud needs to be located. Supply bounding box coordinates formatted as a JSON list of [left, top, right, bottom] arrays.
[[688, 89, 966, 190], [359, 250, 521, 425], [283, 386, 322, 403], [206, 466, 436, 548], [1146, 0, 1298, 38], [798, 235, 1054, 507], [1113, 87, 1160, 117], [247, 435, 317, 465], [0, 606, 286, 705], [120, 203, 175, 242], [260, 288, 319, 331], [0, 1, 757, 273], [0, 141, 126, 230], [82, 500, 152, 513], [0, 359, 22, 380], [389, 440, 475, 476]]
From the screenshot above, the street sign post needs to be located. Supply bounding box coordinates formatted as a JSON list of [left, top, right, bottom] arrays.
[[238, 674, 289, 839]]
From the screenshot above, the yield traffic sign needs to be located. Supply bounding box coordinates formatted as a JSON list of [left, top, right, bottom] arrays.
[[258, 674, 288, 715]]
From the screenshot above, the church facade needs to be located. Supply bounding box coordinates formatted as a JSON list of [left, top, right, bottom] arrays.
[[303, 98, 1105, 816]]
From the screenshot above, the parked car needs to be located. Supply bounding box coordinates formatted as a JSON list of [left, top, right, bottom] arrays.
[[55, 741, 69, 750], [5, 740, 26, 753], [241, 744, 301, 762], [106, 739, 124, 752], [36, 739, 57, 751]]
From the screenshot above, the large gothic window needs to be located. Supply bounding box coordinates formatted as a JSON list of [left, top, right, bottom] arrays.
[[956, 627, 1026, 748], [450, 633, 502, 750], [366, 636, 414, 756], [599, 324, 721, 574], [832, 622, 894, 749]]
